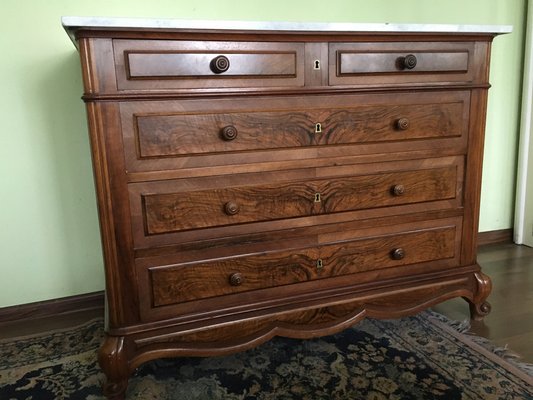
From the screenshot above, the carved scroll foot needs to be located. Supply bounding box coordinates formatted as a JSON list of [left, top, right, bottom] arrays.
[[98, 335, 129, 400], [469, 300, 492, 321], [466, 271, 493, 321]]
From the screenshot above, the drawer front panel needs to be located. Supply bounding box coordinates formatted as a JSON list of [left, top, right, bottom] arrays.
[[127, 53, 297, 78], [134, 100, 464, 158], [330, 42, 476, 86], [114, 40, 305, 90], [338, 51, 468, 75], [148, 224, 458, 307], [142, 165, 458, 235], [121, 90, 470, 173]]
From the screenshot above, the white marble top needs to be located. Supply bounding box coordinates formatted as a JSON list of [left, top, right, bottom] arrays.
[[62, 16, 512, 44]]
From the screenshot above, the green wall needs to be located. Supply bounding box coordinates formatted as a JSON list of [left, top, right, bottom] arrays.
[[0, 0, 525, 307]]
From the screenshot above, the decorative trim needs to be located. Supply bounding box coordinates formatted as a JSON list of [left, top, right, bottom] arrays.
[[0, 291, 104, 324], [81, 84, 493, 103], [477, 228, 513, 246]]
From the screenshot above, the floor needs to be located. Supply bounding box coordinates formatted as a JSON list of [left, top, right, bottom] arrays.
[[1, 243, 532, 363], [434, 243, 533, 362]]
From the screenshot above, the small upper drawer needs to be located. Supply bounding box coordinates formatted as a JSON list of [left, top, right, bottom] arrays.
[[113, 40, 305, 90], [330, 42, 477, 86]]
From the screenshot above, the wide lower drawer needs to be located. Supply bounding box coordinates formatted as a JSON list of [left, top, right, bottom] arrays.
[[329, 41, 478, 86], [121, 91, 469, 173], [114, 39, 305, 90], [142, 165, 458, 235], [134, 98, 464, 158], [129, 156, 463, 248], [142, 218, 461, 310]]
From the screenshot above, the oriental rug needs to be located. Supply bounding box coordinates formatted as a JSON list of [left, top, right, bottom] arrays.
[[0, 312, 531, 399]]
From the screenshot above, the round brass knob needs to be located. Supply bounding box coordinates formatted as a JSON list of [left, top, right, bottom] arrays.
[[210, 55, 230, 74], [229, 272, 243, 286], [224, 201, 240, 216], [391, 184, 405, 196], [391, 248, 405, 260], [399, 54, 417, 70], [220, 125, 238, 141], [396, 118, 410, 131]]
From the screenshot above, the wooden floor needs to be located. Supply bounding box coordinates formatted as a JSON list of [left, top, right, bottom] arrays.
[[1, 243, 532, 363], [434, 243, 533, 363]]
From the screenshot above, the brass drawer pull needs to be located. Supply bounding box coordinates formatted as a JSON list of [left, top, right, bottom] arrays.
[[224, 201, 240, 216], [399, 54, 418, 70], [391, 184, 405, 196], [210, 55, 230, 74], [391, 248, 406, 260], [396, 117, 410, 130], [220, 125, 238, 141], [229, 273, 244, 286]]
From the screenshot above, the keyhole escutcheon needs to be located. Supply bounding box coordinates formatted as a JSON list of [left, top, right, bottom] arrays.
[[314, 193, 321, 202], [314, 59, 321, 70], [316, 258, 324, 270], [315, 123, 322, 133]]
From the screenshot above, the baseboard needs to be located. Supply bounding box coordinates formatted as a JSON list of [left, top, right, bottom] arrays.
[[0, 291, 104, 324], [478, 228, 514, 247]]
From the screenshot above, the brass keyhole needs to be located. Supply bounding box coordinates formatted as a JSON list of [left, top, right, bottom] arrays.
[[315, 123, 322, 133], [314, 193, 321, 202], [316, 259, 324, 270], [314, 60, 321, 70]]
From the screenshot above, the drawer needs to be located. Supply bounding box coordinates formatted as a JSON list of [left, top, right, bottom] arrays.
[[113, 40, 305, 90], [329, 42, 477, 86], [134, 97, 465, 158], [134, 157, 462, 237], [121, 91, 470, 173], [146, 222, 459, 308]]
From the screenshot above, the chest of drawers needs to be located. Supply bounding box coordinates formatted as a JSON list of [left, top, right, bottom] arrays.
[[63, 18, 510, 399]]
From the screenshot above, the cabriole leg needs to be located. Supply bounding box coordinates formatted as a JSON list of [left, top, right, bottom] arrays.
[[98, 335, 129, 400], [465, 271, 493, 321]]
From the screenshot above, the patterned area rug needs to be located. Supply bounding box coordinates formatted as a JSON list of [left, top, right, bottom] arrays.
[[0, 312, 531, 400]]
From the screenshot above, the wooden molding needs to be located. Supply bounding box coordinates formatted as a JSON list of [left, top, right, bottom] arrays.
[[0, 291, 104, 324], [478, 228, 513, 247]]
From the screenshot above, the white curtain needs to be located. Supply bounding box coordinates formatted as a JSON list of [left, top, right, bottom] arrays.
[[515, 0, 533, 246]]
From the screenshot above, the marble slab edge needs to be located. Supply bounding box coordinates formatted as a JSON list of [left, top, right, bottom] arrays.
[[62, 16, 513, 45]]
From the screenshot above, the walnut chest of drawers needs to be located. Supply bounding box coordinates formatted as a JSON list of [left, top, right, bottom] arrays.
[[63, 17, 510, 399]]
